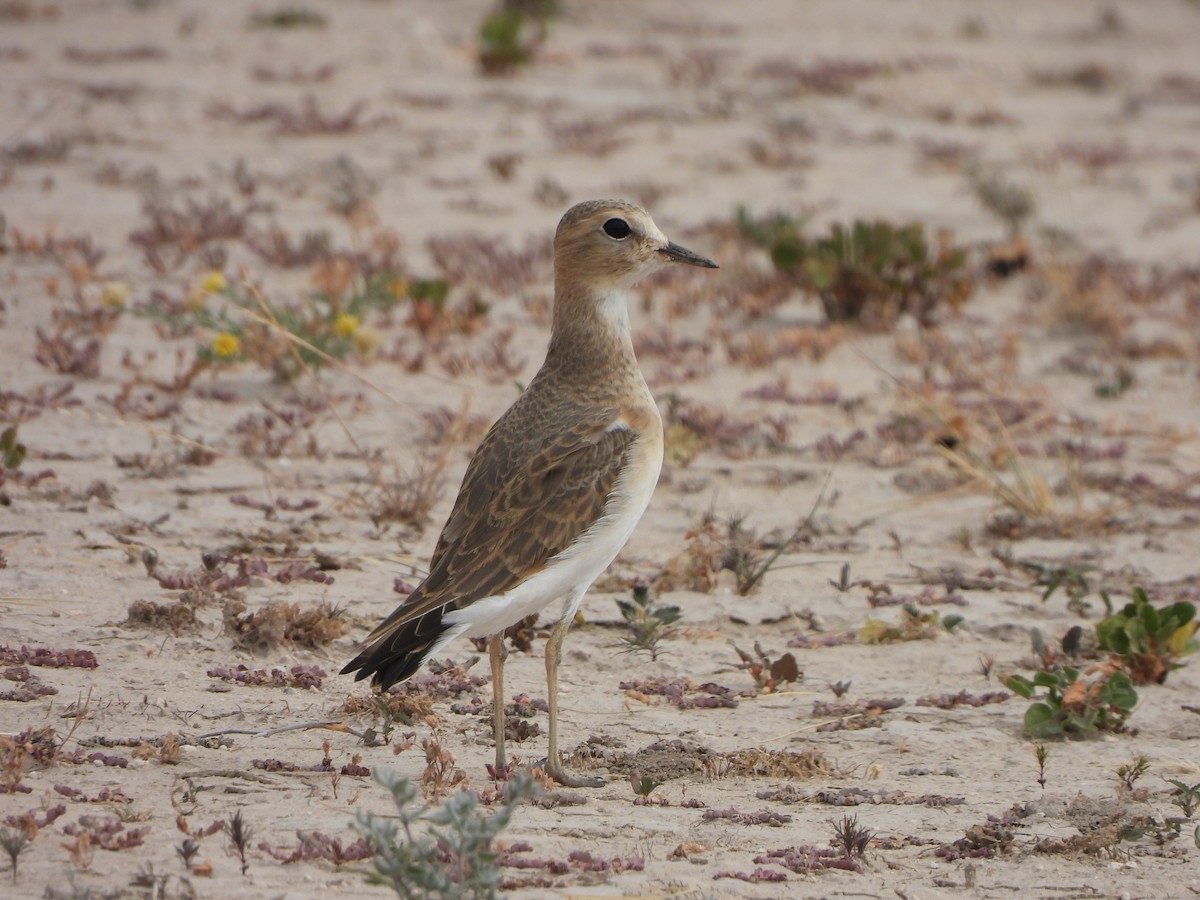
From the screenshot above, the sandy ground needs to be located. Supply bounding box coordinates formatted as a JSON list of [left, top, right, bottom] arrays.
[[3, 1, 1200, 897]]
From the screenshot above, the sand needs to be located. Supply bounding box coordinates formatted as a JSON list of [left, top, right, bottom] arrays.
[[2, 1, 1199, 897]]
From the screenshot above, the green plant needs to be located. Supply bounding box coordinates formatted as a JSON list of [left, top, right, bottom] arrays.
[[1034, 743, 1050, 790], [225, 810, 252, 876], [735, 206, 809, 272], [134, 270, 420, 380], [1115, 754, 1150, 793], [745, 215, 972, 329], [1094, 366, 1134, 398], [1031, 561, 1096, 606], [1165, 779, 1200, 818], [616, 584, 680, 660], [859, 604, 963, 644], [0, 426, 24, 474], [362, 695, 414, 747], [0, 827, 29, 885], [1095, 588, 1197, 685], [1004, 665, 1137, 739], [966, 164, 1035, 237], [354, 769, 535, 899], [478, 0, 557, 75], [831, 815, 873, 860], [249, 5, 327, 28], [629, 773, 662, 799]]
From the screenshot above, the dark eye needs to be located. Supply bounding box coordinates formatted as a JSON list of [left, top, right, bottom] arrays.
[[602, 218, 632, 239]]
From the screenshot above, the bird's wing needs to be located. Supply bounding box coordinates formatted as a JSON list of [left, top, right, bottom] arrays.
[[360, 402, 635, 644]]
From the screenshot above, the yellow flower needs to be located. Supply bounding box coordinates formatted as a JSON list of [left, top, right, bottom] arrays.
[[201, 271, 228, 294], [211, 332, 240, 359], [332, 312, 360, 337], [101, 282, 130, 308], [387, 278, 410, 299]]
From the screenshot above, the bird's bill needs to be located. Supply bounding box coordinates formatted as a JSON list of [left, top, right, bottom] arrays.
[[659, 241, 719, 269]]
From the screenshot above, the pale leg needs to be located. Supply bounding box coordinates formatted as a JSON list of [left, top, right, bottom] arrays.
[[488, 634, 508, 775], [544, 612, 605, 788]]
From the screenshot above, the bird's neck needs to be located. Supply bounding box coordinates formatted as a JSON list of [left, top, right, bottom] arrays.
[[545, 284, 639, 379]]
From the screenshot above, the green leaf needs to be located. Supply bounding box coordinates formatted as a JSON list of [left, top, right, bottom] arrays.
[[1032, 670, 1061, 688], [1003, 675, 1035, 698], [1024, 703, 1063, 739], [1167, 620, 1198, 656], [1105, 672, 1138, 711]]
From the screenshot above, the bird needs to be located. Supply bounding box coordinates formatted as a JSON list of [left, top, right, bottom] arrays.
[[342, 199, 718, 786]]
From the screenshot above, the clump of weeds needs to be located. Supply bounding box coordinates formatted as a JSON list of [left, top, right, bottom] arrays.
[[1165, 779, 1200, 818], [356, 695, 421, 747], [1006, 587, 1196, 738], [249, 5, 327, 29], [129, 194, 259, 271], [629, 773, 664, 803], [729, 641, 801, 693], [419, 735, 467, 803], [4, 803, 67, 854], [1, 827, 31, 884], [0, 425, 25, 487], [134, 269, 405, 381], [1095, 587, 1196, 684], [259, 831, 372, 865], [937, 423, 1057, 526], [739, 212, 973, 329], [654, 511, 772, 595], [830, 814, 874, 861], [223, 600, 345, 651], [1114, 753, 1150, 795], [478, 0, 558, 75], [1004, 663, 1137, 739], [225, 810, 252, 875], [966, 163, 1035, 238], [616, 583, 680, 660], [353, 768, 536, 898], [1000, 553, 1096, 612], [858, 603, 963, 643], [207, 95, 387, 137], [359, 445, 449, 533], [124, 596, 201, 634]]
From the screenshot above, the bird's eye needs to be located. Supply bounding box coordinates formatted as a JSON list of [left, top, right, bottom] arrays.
[[602, 218, 632, 240]]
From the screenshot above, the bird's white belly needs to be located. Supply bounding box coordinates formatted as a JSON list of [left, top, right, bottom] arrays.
[[445, 431, 663, 640]]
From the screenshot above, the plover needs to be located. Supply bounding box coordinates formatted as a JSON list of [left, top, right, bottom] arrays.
[[342, 199, 717, 786]]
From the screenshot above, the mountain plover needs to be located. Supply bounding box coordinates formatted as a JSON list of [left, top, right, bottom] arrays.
[[343, 200, 717, 786]]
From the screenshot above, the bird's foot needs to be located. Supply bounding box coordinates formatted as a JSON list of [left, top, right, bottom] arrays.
[[486, 759, 514, 781], [544, 758, 606, 788]]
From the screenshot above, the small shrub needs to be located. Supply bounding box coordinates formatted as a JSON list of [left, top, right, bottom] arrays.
[[966, 164, 1035, 236], [249, 6, 327, 29], [0, 827, 30, 884], [133, 270, 407, 381], [354, 768, 536, 898], [1166, 779, 1200, 818], [222, 600, 345, 651], [0, 426, 25, 478], [742, 214, 973, 329], [1095, 588, 1197, 685], [478, 0, 558, 75], [1004, 665, 1137, 739], [615, 584, 680, 660]]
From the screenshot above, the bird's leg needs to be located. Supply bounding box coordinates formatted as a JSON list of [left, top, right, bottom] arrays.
[[488, 634, 509, 777], [544, 613, 605, 788]]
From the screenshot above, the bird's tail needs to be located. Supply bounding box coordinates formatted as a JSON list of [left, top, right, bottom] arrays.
[[340, 607, 454, 691]]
